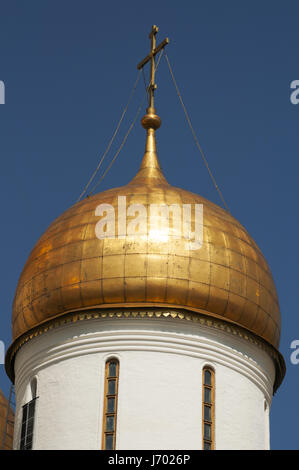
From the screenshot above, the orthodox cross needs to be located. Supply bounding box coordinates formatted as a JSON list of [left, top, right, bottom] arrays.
[[137, 25, 169, 110]]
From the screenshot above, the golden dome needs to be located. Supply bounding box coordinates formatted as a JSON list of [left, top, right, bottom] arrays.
[[0, 389, 14, 450], [11, 124, 281, 344], [6, 108, 285, 390]]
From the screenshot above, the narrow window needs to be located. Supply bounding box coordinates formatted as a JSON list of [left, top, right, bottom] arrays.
[[102, 359, 119, 450], [20, 379, 38, 450], [202, 366, 215, 450]]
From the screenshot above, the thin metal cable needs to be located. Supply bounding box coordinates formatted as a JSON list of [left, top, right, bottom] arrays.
[[88, 91, 147, 195], [88, 50, 165, 195], [76, 69, 142, 203], [155, 48, 164, 73], [164, 52, 231, 213], [142, 67, 149, 105]]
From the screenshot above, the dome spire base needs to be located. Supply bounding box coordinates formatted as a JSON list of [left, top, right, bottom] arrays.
[[129, 122, 168, 185]]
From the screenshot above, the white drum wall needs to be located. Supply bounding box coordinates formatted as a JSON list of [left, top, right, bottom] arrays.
[[13, 315, 275, 450]]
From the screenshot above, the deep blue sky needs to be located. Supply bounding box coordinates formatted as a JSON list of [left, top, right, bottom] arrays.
[[0, 1, 298, 450]]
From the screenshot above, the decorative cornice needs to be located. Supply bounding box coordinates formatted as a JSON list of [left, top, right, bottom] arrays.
[[5, 307, 285, 393]]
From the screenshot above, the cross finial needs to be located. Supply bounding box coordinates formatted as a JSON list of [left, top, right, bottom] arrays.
[[137, 25, 169, 113], [130, 26, 170, 187]]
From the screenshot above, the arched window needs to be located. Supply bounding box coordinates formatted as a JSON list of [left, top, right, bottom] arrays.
[[102, 358, 119, 450], [30, 377, 37, 400], [202, 366, 215, 450], [20, 377, 38, 450]]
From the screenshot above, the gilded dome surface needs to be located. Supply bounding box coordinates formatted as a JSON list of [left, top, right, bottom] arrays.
[[11, 126, 281, 351], [0, 389, 14, 450]]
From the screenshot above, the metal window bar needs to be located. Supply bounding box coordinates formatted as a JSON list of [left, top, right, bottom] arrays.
[[203, 368, 214, 450], [19, 397, 38, 450], [102, 360, 119, 450]]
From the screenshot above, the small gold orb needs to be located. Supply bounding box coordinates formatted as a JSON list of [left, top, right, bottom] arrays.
[[141, 110, 161, 130]]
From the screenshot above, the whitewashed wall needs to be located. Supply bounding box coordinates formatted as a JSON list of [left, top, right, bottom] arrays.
[[13, 315, 275, 450]]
